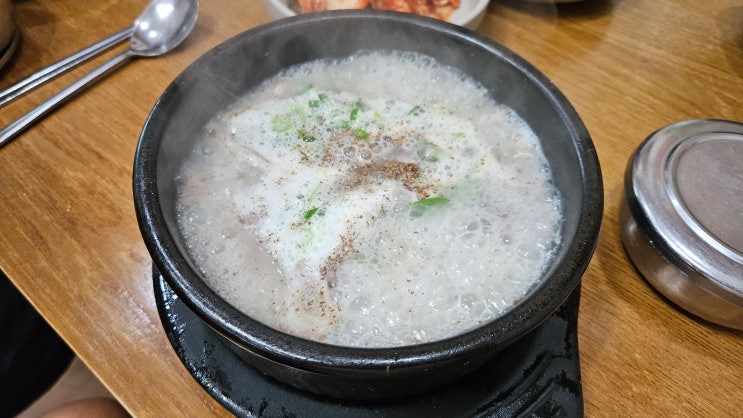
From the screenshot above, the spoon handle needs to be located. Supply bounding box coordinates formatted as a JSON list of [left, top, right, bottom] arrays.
[[0, 27, 134, 108], [0, 51, 133, 149]]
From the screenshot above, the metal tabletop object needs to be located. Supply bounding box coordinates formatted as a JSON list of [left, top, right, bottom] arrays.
[[621, 119, 743, 329]]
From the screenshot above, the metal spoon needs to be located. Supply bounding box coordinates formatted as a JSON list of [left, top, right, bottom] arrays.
[[0, 0, 199, 148]]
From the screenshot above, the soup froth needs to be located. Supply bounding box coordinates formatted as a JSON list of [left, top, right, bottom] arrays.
[[174, 51, 563, 347]]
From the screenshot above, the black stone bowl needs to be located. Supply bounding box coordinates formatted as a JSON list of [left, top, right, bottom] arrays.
[[133, 10, 603, 400]]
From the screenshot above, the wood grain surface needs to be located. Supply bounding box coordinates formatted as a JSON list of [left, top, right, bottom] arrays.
[[1, 0, 741, 416]]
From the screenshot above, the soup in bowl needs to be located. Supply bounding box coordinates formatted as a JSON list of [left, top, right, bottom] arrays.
[[134, 10, 602, 400]]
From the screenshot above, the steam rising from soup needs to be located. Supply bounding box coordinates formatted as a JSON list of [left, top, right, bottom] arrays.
[[175, 51, 563, 347]]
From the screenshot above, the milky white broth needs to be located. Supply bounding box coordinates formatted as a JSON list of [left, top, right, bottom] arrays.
[[174, 51, 563, 348]]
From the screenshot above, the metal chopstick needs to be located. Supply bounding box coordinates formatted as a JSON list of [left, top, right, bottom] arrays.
[[0, 26, 133, 107]]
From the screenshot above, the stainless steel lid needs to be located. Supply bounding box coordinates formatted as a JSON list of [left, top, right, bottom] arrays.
[[620, 119, 743, 329]]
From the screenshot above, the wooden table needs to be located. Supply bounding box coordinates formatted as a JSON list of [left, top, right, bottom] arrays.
[[1, 0, 741, 416]]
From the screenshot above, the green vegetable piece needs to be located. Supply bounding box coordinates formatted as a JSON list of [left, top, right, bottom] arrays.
[[304, 207, 320, 220], [410, 196, 449, 207], [407, 105, 423, 116], [271, 115, 292, 133], [350, 100, 362, 121], [298, 130, 316, 142], [353, 128, 369, 139], [303, 207, 325, 220], [416, 141, 444, 162], [301, 84, 314, 94], [308, 93, 328, 109]]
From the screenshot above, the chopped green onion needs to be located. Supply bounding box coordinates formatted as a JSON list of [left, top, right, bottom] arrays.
[[301, 84, 314, 94], [298, 130, 316, 142], [304, 207, 320, 220], [407, 105, 423, 116], [299, 224, 315, 243], [309, 93, 328, 109], [373, 110, 383, 122], [352, 128, 369, 139], [349, 100, 362, 120], [353, 253, 379, 264], [416, 141, 444, 162], [271, 115, 292, 133], [410, 196, 449, 207]]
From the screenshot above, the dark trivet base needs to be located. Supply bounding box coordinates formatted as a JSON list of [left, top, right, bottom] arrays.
[[154, 267, 583, 418]]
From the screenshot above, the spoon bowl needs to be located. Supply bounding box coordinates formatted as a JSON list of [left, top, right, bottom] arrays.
[[131, 0, 199, 57]]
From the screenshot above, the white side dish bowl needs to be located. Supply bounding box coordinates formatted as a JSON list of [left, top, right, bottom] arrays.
[[263, 0, 490, 30]]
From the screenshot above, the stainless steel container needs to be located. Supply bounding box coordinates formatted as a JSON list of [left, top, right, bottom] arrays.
[[621, 119, 743, 329], [0, 0, 19, 71]]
